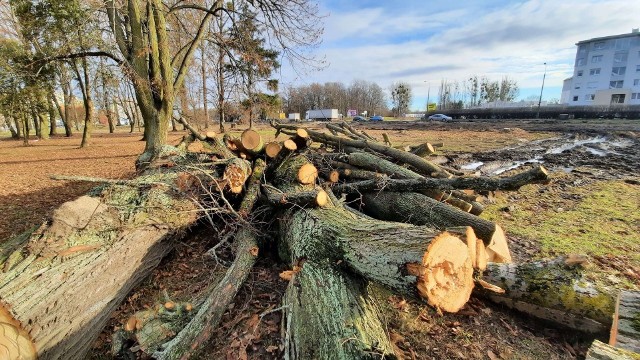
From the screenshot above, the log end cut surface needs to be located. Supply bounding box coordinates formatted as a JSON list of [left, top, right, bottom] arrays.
[[0, 305, 36, 360], [418, 232, 474, 313]]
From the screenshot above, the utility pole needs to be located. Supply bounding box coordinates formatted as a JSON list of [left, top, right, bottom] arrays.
[[536, 62, 547, 119]]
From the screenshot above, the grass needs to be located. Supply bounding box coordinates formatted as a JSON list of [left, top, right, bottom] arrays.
[[483, 178, 640, 263]]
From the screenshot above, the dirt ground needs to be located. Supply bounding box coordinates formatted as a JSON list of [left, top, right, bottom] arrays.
[[1, 119, 638, 359]]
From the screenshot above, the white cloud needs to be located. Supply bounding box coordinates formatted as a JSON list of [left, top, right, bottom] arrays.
[[280, 0, 640, 105]]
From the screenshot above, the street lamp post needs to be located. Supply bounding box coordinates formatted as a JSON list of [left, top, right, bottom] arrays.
[[536, 62, 547, 119], [424, 80, 431, 114]]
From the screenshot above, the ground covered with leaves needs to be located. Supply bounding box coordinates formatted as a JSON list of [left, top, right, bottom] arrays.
[[1, 120, 638, 359]]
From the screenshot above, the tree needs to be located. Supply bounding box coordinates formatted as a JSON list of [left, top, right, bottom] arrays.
[[390, 81, 411, 117], [103, 0, 322, 167]]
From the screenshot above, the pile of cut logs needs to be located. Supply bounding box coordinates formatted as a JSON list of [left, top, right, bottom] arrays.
[[0, 120, 635, 360]]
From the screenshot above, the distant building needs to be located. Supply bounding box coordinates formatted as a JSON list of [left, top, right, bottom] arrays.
[[561, 29, 640, 106]]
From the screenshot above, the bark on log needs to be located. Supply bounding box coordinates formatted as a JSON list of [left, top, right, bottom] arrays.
[[331, 165, 549, 194], [152, 160, 265, 359], [610, 291, 640, 353], [278, 200, 474, 312], [585, 340, 640, 360], [481, 257, 615, 333], [281, 262, 395, 359], [360, 191, 511, 263], [0, 170, 198, 360], [263, 186, 329, 208]]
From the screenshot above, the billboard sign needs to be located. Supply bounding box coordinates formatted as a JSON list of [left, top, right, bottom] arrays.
[[347, 109, 358, 117]]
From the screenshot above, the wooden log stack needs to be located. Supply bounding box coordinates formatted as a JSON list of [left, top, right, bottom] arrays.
[[4, 118, 622, 360]]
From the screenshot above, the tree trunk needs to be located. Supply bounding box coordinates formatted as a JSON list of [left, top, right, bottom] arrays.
[[278, 199, 474, 313], [360, 191, 511, 263], [0, 167, 198, 360], [48, 93, 57, 136], [609, 291, 640, 353], [281, 262, 395, 359], [481, 257, 615, 334], [3, 115, 18, 138]]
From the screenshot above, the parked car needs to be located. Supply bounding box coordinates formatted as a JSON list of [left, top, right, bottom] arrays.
[[352, 115, 367, 122], [427, 113, 452, 122], [369, 115, 383, 121]]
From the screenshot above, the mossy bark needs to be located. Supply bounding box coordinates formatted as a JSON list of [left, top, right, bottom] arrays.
[[585, 340, 640, 360], [0, 169, 198, 360], [360, 191, 510, 262], [282, 262, 395, 360], [482, 257, 615, 334]]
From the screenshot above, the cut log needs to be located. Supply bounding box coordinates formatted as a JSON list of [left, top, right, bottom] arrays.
[[264, 141, 282, 158], [263, 186, 329, 208], [223, 158, 252, 193], [278, 199, 474, 312], [410, 143, 435, 157], [610, 291, 640, 353], [360, 191, 511, 263], [481, 257, 615, 333], [291, 128, 311, 150], [447, 227, 478, 269], [585, 340, 640, 360], [240, 128, 264, 155], [281, 262, 395, 359], [204, 131, 217, 140], [0, 167, 198, 359]]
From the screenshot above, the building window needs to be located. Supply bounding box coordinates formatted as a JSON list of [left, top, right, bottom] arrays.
[[612, 66, 626, 76], [611, 94, 626, 104], [636, 65, 640, 72], [589, 68, 601, 75], [594, 41, 606, 50], [577, 70, 583, 76], [576, 58, 586, 66], [614, 52, 628, 63], [592, 55, 603, 63], [609, 80, 624, 88], [574, 83, 581, 89], [635, 79, 640, 86], [587, 82, 598, 89], [632, 93, 640, 100], [614, 38, 631, 50], [584, 94, 595, 101], [578, 45, 587, 55], [572, 96, 579, 101]]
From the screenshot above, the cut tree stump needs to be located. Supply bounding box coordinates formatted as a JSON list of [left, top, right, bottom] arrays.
[[481, 256, 615, 333], [0, 166, 198, 360], [610, 291, 640, 353]]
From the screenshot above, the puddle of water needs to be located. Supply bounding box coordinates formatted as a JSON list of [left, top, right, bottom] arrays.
[[546, 136, 607, 155], [585, 147, 607, 156], [461, 161, 484, 170], [491, 158, 542, 175]]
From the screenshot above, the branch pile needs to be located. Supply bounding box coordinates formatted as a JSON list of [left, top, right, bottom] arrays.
[[3, 119, 621, 360]]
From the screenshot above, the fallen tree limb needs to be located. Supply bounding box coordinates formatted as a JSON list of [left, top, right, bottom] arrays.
[[331, 165, 549, 193], [360, 191, 511, 263], [152, 160, 266, 360], [481, 256, 615, 333]]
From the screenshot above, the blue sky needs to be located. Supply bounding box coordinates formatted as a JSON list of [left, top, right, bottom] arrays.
[[279, 0, 640, 110]]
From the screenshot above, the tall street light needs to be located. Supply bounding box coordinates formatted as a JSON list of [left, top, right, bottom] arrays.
[[536, 62, 547, 119], [424, 80, 431, 113]]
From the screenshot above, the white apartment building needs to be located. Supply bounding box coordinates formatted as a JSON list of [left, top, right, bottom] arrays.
[[561, 29, 640, 106]]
